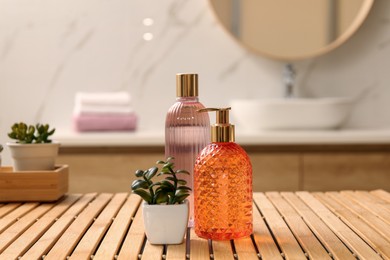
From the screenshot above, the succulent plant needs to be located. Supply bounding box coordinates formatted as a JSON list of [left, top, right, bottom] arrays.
[[0, 144, 3, 152], [131, 157, 191, 205], [8, 122, 55, 144]]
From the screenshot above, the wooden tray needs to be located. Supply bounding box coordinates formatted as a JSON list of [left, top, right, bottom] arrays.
[[0, 165, 69, 202]]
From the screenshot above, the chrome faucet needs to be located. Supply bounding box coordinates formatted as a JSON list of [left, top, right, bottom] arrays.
[[283, 63, 295, 98]]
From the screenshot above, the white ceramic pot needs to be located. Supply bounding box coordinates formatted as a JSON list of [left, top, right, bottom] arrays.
[[7, 142, 60, 171], [143, 199, 189, 245]]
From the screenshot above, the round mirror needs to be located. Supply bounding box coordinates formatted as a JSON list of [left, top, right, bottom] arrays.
[[209, 0, 374, 61]]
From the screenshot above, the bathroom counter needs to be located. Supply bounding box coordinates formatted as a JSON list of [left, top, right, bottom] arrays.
[[56, 128, 390, 147], [55, 129, 390, 193]]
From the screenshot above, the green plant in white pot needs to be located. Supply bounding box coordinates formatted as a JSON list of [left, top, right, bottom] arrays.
[[7, 122, 60, 171], [131, 157, 190, 245]]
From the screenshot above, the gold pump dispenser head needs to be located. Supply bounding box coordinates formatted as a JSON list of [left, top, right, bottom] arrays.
[[176, 73, 198, 97], [198, 107, 235, 142]]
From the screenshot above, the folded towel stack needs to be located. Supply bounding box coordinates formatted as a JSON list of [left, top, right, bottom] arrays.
[[73, 92, 138, 132]]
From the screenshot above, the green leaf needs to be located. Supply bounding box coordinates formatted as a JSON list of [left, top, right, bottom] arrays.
[[163, 162, 174, 169], [132, 189, 152, 203], [27, 125, 35, 135], [131, 179, 149, 190], [173, 193, 190, 204], [166, 156, 174, 161], [145, 167, 158, 180], [164, 176, 176, 182], [159, 170, 174, 175], [177, 179, 187, 185], [155, 186, 174, 195], [135, 170, 144, 177], [177, 186, 191, 191], [36, 124, 43, 134], [175, 189, 190, 197], [160, 186, 174, 193], [149, 181, 161, 188], [167, 191, 176, 204], [156, 160, 165, 165], [154, 191, 169, 204], [176, 169, 190, 175], [160, 166, 172, 172], [160, 180, 175, 191]]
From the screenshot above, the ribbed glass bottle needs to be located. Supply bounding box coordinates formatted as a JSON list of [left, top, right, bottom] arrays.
[[165, 73, 210, 226]]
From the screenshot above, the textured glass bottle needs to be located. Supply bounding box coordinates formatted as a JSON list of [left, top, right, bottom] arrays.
[[165, 73, 210, 225], [194, 108, 253, 240]]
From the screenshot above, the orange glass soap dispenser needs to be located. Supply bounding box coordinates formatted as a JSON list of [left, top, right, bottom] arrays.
[[194, 107, 253, 240]]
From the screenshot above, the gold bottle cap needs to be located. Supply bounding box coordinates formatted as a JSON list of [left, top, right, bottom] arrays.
[[176, 73, 198, 97], [198, 107, 235, 142]]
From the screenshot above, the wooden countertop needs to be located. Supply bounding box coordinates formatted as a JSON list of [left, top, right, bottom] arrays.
[[0, 190, 389, 259]]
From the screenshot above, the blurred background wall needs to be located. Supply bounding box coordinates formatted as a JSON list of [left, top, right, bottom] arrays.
[[1, 0, 390, 162]]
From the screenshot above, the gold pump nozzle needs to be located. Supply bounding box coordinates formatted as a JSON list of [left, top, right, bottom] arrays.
[[198, 107, 235, 142]]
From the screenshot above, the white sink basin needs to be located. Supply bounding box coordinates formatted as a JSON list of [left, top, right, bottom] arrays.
[[230, 97, 353, 131]]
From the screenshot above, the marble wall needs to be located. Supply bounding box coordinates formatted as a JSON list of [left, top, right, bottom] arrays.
[[1, 0, 390, 161]]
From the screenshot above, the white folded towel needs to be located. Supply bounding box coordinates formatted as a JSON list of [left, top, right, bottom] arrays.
[[73, 103, 134, 115], [75, 91, 131, 106]]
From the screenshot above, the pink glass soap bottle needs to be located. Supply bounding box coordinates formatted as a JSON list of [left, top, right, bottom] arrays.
[[165, 73, 210, 226], [194, 107, 253, 240]]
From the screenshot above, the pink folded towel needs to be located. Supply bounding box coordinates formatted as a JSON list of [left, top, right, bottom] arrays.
[[73, 113, 138, 132]]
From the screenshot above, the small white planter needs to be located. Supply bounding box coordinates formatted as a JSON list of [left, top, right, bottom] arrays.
[[143, 200, 189, 245], [7, 142, 60, 171]]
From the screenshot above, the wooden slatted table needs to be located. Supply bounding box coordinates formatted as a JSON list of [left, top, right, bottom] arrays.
[[0, 190, 389, 259]]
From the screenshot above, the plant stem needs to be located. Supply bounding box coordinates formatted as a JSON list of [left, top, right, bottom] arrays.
[[143, 174, 154, 204], [171, 167, 178, 204]]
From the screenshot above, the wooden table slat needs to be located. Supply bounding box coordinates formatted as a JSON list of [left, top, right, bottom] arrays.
[[342, 191, 390, 224], [20, 193, 98, 260], [189, 228, 210, 260], [329, 191, 390, 242], [141, 242, 164, 260], [251, 202, 282, 260], [43, 193, 113, 260], [93, 194, 141, 260], [371, 189, 390, 203], [165, 232, 187, 260], [297, 191, 381, 260], [117, 202, 145, 260], [0, 194, 80, 258], [315, 192, 390, 259], [69, 192, 129, 259], [0, 203, 21, 218], [266, 192, 331, 259], [211, 240, 233, 260], [0, 203, 54, 253], [0, 203, 38, 233], [233, 236, 259, 260], [253, 193, 307, 259], [281, 192, 355, 260]]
